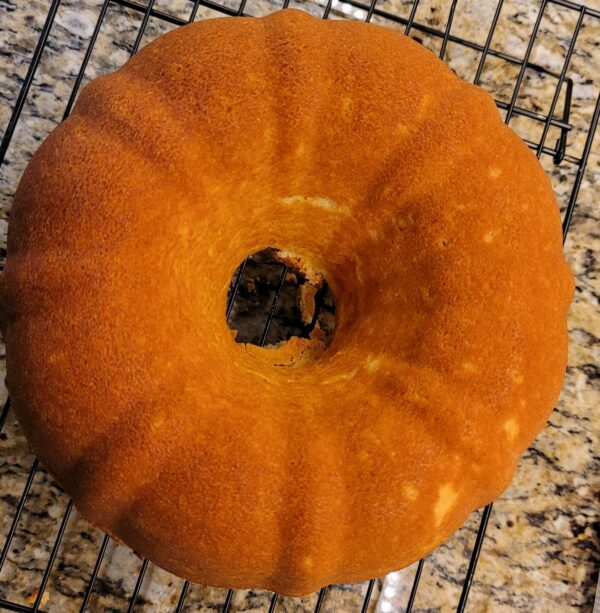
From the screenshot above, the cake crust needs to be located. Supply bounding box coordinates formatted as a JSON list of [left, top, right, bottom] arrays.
[[0, 9, 573, 595]]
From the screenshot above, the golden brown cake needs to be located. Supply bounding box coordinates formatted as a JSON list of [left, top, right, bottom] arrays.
[[0, 9, 573, 596]]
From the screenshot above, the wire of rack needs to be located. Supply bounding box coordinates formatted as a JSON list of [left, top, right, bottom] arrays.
[[0, 0, 599, 611]]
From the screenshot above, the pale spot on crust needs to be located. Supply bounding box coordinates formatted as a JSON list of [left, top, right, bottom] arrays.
[[323, 369, 357, 384], [341, 96, 353, 117], [396, 122, 409, 137], [417, 94, 433, 120], [509, 369, 524, 384], [302, 556, 314, 569], [151, 414, 166, 431], [48, 351, 65, 364], [280, 195, 348, 214], [462, 361, 478, 373], [403, 484, 419, 501], [364, 430, 381, 445], [365, 354, 381, 372], [488, 167, 502, 179], [177, 222, 190, 239], [311, 197, 341, 210], [369, 228, 381, 241], [503, 417, 520, 440], [483, 230, 498, 243], [434, 483, 458, 527], [178, 494, 188, 510], [471, 463, 482, 473], [295, 142, 306, 156], [408, 391, 426, 404]]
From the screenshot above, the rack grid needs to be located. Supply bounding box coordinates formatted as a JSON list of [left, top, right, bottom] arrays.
[[0, 0, 599, 611]]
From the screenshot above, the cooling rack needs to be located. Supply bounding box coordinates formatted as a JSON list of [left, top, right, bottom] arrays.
[[0, 0, 599, 611]]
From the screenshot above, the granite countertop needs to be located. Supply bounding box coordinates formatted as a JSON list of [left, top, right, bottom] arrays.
[[0, 0, 599, 611]]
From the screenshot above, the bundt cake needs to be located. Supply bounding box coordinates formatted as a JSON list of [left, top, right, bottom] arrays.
[[0, 9, 573, 596]]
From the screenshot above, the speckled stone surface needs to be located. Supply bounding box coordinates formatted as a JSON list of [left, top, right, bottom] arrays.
[[0, 0, 598, 611]]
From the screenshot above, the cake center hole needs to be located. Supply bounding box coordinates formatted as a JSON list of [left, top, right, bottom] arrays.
[[226, 248, 336, 348]]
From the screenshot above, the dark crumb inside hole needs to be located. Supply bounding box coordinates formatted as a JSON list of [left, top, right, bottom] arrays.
[[226, 248, 336, 348]]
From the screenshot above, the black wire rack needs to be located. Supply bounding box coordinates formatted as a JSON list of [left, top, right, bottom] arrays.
[[0, 0, 599, 611]]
